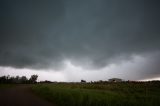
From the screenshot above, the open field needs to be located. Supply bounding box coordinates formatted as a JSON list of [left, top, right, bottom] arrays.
[[32, 82, 160, 106]]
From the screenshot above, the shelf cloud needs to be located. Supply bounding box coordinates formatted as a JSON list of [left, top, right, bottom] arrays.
[[0, 0, 160, 80]]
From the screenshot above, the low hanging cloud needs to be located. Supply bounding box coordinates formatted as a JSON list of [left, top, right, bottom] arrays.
[[0, 0, 160, 76]]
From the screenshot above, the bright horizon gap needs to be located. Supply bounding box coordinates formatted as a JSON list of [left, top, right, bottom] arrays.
[[0, 53, 160, 82]]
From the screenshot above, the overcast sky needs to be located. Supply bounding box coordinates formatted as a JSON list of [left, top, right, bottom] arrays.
[[0, 0, 160, 81]]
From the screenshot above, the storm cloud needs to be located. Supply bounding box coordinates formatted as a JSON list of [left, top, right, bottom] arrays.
[[0, 0, 160, 80]]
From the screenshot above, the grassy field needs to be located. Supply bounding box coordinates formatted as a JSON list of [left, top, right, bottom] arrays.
[[32, 82, 160, 106], [0, 84, 14, 89]]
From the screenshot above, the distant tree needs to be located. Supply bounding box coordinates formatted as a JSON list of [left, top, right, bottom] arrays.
[[9, 76, 15, 83], [6, 75, 10, 80], [29, 75, 38, 83], [0, 75, 40, 84], [0, 76, 7, 83], [15, 76, 20, 83], [21, 76, 28, 83]]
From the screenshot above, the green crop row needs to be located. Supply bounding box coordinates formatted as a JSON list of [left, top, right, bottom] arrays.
[[32, 83, 160, 106]]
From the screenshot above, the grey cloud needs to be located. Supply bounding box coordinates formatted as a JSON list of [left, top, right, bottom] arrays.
[[0, 0, 160, 75]]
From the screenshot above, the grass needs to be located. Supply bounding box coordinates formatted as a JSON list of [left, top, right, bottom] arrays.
[[32, 82, 160, 106], [0, 84, 14, 89]]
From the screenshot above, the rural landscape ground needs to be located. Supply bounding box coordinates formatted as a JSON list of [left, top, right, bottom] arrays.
[[0, 85, 55, 106], [1, 81, 160, 106]]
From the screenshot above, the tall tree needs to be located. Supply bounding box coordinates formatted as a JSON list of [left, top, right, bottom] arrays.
[[29, 75, 38, 83]]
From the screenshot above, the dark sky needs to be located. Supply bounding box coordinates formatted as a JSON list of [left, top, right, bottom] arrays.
[[0, 0, 160, 81]]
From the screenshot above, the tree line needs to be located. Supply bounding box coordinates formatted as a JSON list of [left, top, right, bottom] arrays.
[[0, 75, 38, 84]]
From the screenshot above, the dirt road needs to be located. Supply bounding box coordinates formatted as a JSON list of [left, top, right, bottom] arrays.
[[0, 85, 55, 106]]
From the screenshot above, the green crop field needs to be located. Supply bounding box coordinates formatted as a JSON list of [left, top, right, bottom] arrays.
[[32, 82, 160, 106]]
